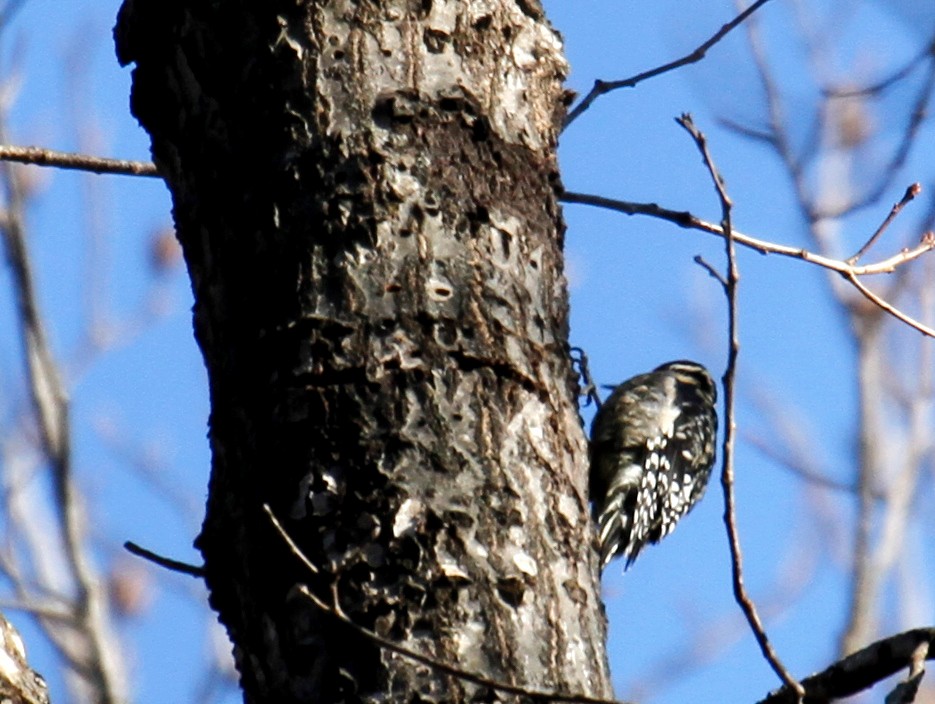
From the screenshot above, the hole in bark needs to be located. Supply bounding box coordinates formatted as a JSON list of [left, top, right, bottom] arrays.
[[434, 322, 456, 345], [472, 116, 491, 140], [496, 577, 525, 607], [333, 49, 345, 60], [433, 287, 452, 298], [385, 283, 402, 293], [398, 535, 423, 570], [472, 14, 492, 30], [423, 28, 448, 53], [499, 230, 511, 258], [439, 96, 462, 112]]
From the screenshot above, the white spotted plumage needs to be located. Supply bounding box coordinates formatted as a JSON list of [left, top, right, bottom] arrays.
[[589, 360, 718, 570]]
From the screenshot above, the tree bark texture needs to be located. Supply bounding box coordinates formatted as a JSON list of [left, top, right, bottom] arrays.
[[115, 1, 610, 701]]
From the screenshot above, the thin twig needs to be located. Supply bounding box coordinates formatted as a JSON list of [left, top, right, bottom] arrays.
[[261, 504, 318, 575], [0, 144, 158, 177], [849, 184, 922, 264], [560, 191, 935, 277], [123, 541, 205, 578], [694, 255, 728, 287], [561, 191, 935, 336], [563, 0, 774, 129], [844, 271, 935, 338], [678, 113, 804, 700], [823, 34, 935, 98], [264, 504, 624, 704]]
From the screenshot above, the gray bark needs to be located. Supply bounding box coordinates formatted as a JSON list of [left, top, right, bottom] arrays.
[[115, 0, 610, 701]]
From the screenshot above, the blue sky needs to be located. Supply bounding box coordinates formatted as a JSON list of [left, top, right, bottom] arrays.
[[0, 1, 932, 702]]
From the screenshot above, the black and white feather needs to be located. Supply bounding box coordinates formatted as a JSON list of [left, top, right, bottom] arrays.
[[589, 360, 718, 570]]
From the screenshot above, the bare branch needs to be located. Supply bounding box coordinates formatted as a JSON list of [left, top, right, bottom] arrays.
[[560, 192, 935, 276], [261, 504, 318, 575], [849, 183, 922, 265], [759, 627, 935, 704], [844, 271, 935, 338], [0, 144, 158, 177], [563, 0, 774, 129], [678, 113, 803, 699], [123, 542, 205, 579], [561, 191, 935, 337]]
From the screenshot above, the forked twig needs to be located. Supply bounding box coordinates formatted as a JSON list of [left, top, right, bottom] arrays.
[[560, 191, 935, 277], [561, 190, 935, 338]]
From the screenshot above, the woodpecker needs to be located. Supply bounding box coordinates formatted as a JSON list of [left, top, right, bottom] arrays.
[[589, 360, 718, 570]]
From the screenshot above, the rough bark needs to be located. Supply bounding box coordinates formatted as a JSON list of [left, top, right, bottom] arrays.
[[115, 1, 610, 701]]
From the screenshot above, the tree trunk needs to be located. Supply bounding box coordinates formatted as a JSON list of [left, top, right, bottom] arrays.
[[115, 1, 610, 701]]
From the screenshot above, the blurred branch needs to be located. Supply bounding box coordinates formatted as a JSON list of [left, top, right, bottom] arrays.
[[727, 5, 935, 659], [851, 59, 935, 217], [0, 0, 27, 37], [630, 533, 818, 701], [563, 0, 774, 129], [0, 112, 125, 701], [678, 113, 803, 699], [736, 7, 935, 221], [759, 627, 935, 704], [824, 34, 935, 98], [0, 599, 73, 622], [0, 144, 158, 177], [744, 432, 867, 497]]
